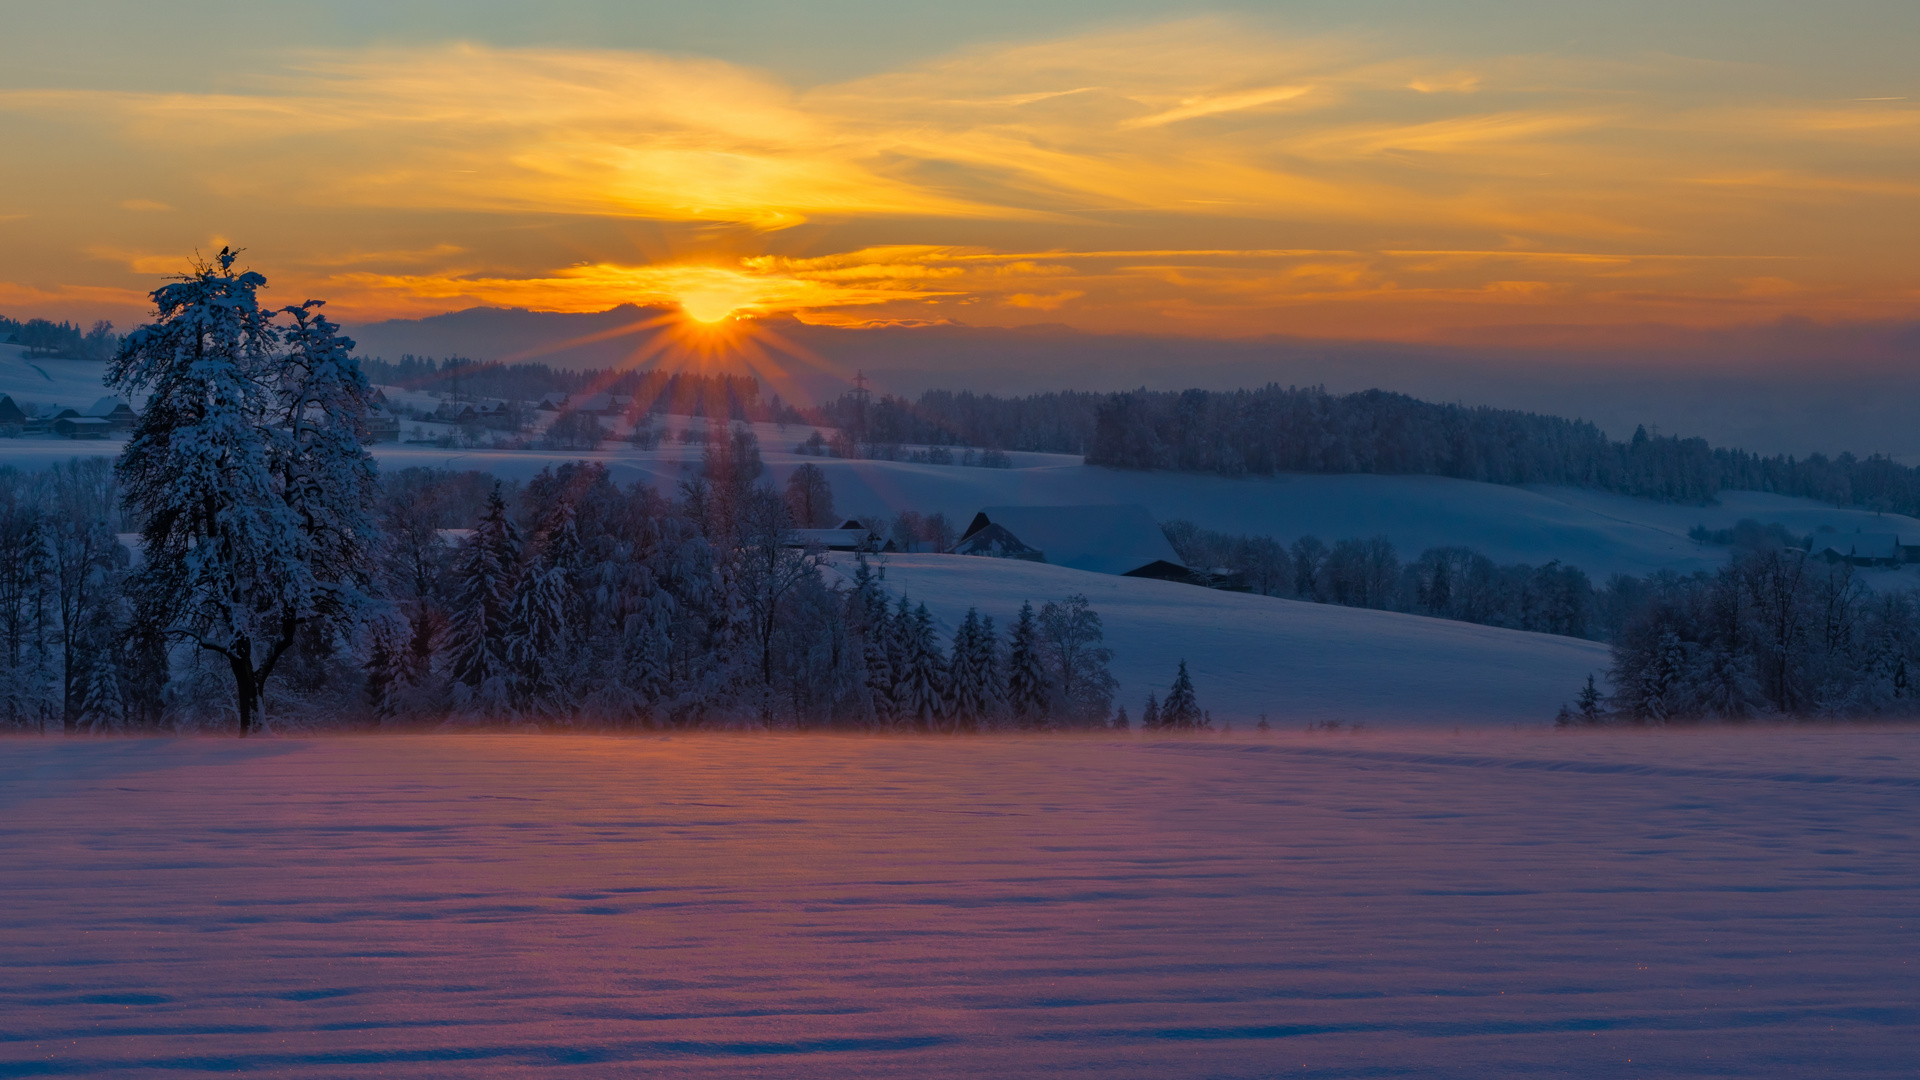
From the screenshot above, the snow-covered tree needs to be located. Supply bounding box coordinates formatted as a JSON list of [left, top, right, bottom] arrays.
[[110, 251, 379, 735], [443, 486, 520, 715], [0, 474, 58, 730], [505, 548, 572, 718], [895, 601, 947, 729], [1005, 601, 1049, 728], [78, 643, 125, 732], [43, 458, 127, 729], [946, 607, 998, 730], [848, 554, 895, 726], [1141, 692, 1160, 731]]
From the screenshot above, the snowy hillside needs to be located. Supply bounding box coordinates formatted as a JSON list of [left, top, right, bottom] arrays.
[[8, 404, 1918, 586], [827, 553, 1610, 727], [0, 344, 112, 412], [359, 419, 1920, 583]]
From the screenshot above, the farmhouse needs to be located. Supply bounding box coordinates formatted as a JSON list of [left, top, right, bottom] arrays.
[[955, 505, 1192, 580], [85, 396, 138, 429], [0, 394, 23, 426], [365, 406, 401, 442]]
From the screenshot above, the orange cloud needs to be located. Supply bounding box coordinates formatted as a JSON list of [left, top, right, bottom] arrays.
[[0, 18, 1914, 337]]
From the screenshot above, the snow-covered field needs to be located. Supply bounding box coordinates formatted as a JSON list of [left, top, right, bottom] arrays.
[[2, 732, 1914, 1078], [0, 347, 117, 413], [8, 407, 1919, 588], [355, 427, 1920, 583], [833, 553, 1609, 726]]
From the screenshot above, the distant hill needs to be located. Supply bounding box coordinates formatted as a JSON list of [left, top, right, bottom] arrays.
[[346, 306, 1920, 462]]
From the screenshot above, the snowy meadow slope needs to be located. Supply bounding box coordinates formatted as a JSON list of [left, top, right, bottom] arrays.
[[0, 347, 117, 412], [831, 554, 1610, 726], [7, 398, 1916, 585], [2, 732, 1915, 1079]]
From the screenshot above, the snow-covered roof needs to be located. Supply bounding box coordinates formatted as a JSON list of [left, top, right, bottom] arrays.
[[960, 505, 1185, 577], [86, 396, 132, 417]]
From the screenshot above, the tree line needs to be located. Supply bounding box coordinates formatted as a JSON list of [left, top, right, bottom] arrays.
[[1162, 520, 1596, 640], [1, 315, 119, 361], [1577, 546, 1920, 723], [801, 382, 1920, 518], [2, 253, 1177, 734], [364, 455, 1136, 732]]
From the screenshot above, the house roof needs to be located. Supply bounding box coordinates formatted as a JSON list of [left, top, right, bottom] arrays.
[[1810, 533, 1902, 560], [86, 396, 132, 417], [959, 504, 1185, 577]]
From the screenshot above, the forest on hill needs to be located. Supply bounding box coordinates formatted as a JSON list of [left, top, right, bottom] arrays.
[[805, 383, 1920, 515]]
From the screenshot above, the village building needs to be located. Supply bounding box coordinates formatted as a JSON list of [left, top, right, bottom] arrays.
[[85, 396, 138, 430], [955, 504, 1193, 580], [0, 393, 24, 427], [365, 406, 401, 442]]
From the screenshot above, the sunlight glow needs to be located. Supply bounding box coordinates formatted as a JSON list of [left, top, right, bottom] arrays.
[[9, 20, 1917, 335]]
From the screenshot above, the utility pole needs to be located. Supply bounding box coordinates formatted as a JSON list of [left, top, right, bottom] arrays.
[[851, 370, 871, 442]]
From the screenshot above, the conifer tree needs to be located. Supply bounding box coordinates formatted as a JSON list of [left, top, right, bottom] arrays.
[[506, 552, 571, 718], [1163, 660, 1200, 728], [78, 648, 125, 732], [1576, 673, 1604, 723], [946, 607, 987, 730], [848, 554, 895, 726], [894, 600, 946, 729], [443, 486, 520, 715], [506, 504, 582, 719], [1141, 692, 1160, 730], [1005, 600, 1049, 728], [1112, 705, 1129, 730], [976, 613, 1006, 726]]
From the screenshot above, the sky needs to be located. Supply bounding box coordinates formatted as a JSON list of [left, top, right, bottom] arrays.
[[2, 0, 1918, 346]]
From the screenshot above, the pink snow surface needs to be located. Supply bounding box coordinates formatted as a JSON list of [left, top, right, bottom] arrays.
[[2, 731, 1916, 1078]]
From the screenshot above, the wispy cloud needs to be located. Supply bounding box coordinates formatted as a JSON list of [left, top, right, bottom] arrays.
[[0, 18, 1915, 335]]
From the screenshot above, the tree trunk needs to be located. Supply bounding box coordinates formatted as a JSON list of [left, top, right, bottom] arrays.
[[229, 637, 256, 737]]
